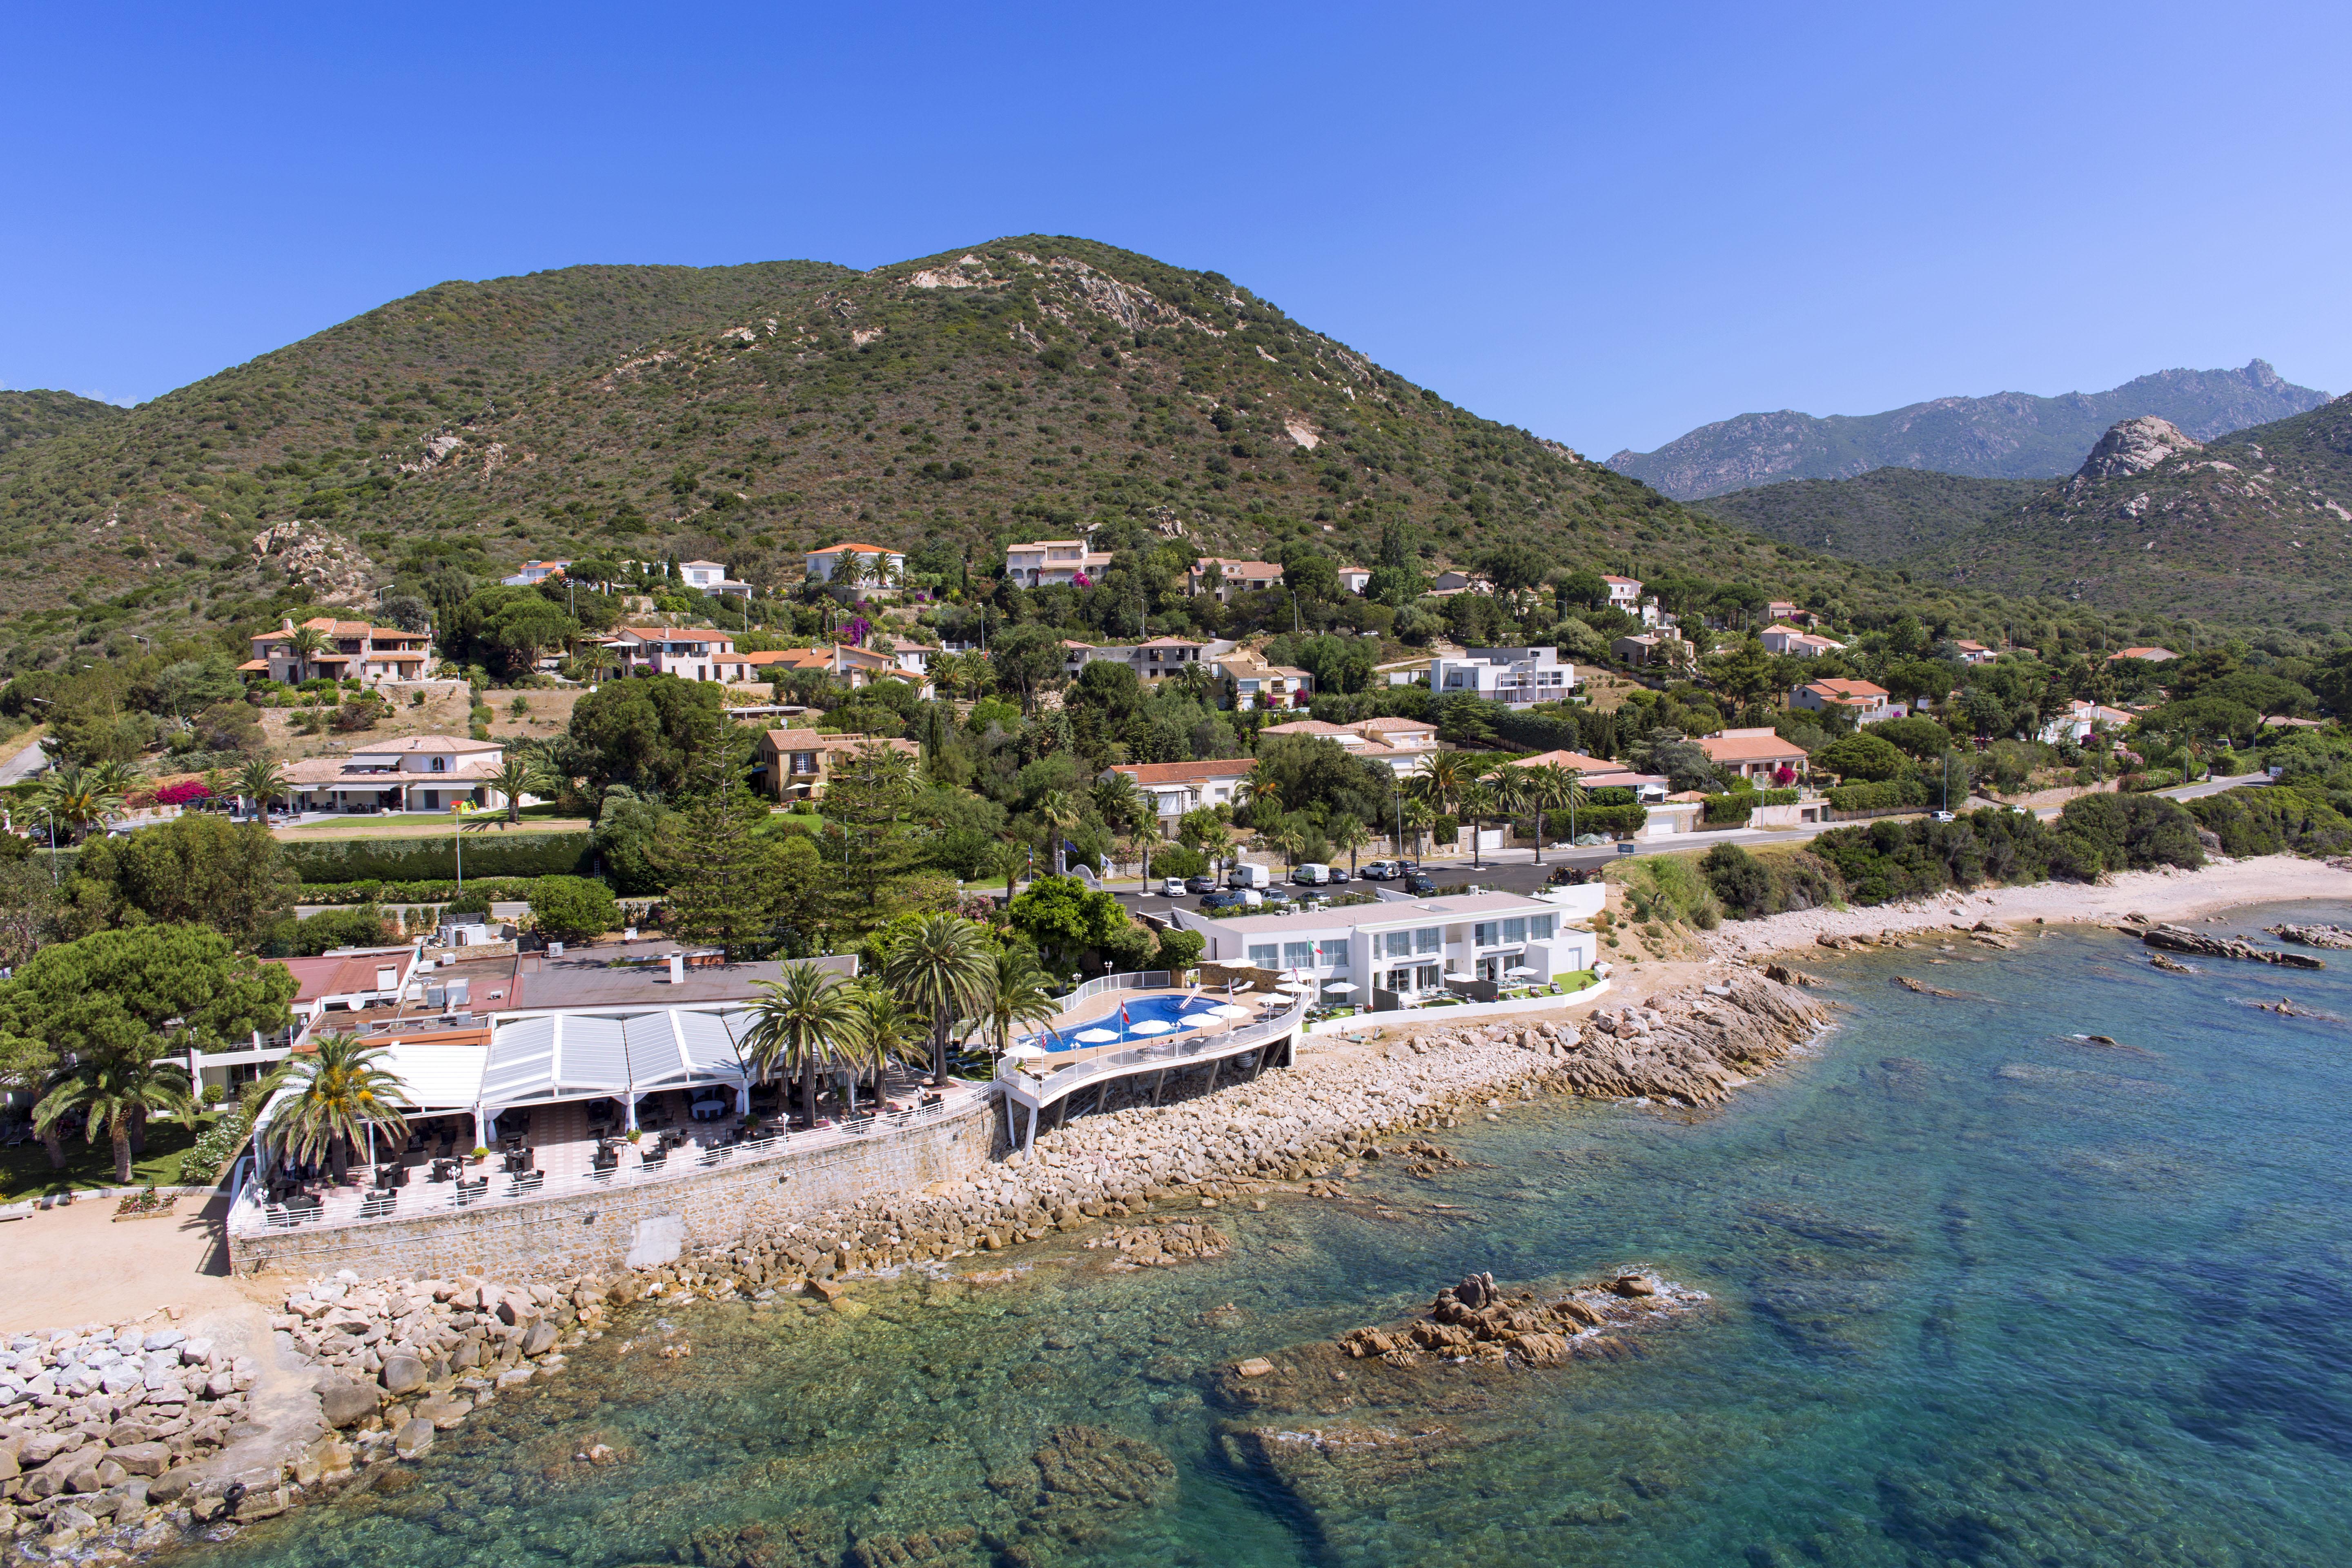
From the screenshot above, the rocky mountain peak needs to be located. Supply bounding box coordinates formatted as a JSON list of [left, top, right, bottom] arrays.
[[2077, 417, 2201, 482]]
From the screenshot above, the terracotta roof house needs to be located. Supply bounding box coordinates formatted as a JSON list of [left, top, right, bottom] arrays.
[[755, 730, 920, 802], [1792, 679, 1900, 724], [1214, 650, 1312, 710], [2109, 646, 2179, 662], [1101, 757, 1256, 821], [245, 616, 433, 686], [804, 542, 907, 588], [274, 736, 517, 815], [1258, 716, 1437, 775], [1187, 557, 1285, 601], [1602, 575, 1643, 609], [1004, 539, 1112, 588], [501, 559, 571, 587], [1952, 639, 1999, 666], [1698, 727, 1809, 782]]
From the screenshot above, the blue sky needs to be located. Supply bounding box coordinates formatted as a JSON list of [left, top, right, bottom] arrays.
[[4, 1, 2346, 456]]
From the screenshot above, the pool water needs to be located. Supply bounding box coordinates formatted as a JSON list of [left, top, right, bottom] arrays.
[[1030, 991, 1241, 1051], [184, 898, 2352, 1567]]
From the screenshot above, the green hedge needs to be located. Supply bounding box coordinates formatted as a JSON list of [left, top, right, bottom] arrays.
[[2120, 769, 2184, 792], [282, 831, 595, 885], [1586, 786, 1638, 807], [1575, 803, 1648, 837], [1827, 777, 1930, 813], [1702, 793, 1755, 826], [297, 876, 544, 906]]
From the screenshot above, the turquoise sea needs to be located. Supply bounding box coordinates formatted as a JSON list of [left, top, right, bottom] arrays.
[[186, 900, 2352, 1568]]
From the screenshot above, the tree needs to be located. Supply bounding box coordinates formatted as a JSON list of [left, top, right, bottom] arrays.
[[1557, 568, 1609, 612], [653, 784, 782, 959], [882, 913, 994, 1084], [976, 943, 1061, 1058], [236, 758, 289, 820], [1867, 716, 1957, 762], [486, 596, 581, 674], [820, 741, 922, 908], [1007, 875, 1124, 968], [1035, 789, 1083, 878], [1815, 732, 1910, 783], [1366, 517, 1426, 608], [527, 876, 619, 944], [1409, 751, 1475, 819], [73, 816, 295, 949], [1457, 778, 1497, 866], [743, 962, 860, 1127], [567, 675, 728, 793], [1529, 762, 1588, 851], [840, 982, 903, 1112], [285, 626, 329, 684], [1709, 636, 1780, 709], [1327, 813, 1370, 875], [0, 924, 298, 1078], [989, 624, 1065, 714], [1475, 542, 1548, 603], [487, 755, 541, 825], [33, 762, 128, 843], [274, 1033, 409, 1180], [36, 1055, 194, 1185]]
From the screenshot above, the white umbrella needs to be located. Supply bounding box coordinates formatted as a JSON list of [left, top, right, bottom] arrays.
[[1276, 980, 1314, 993], [1129, 1019, 1176, 1036], [1323, 981, 1360, 994], [1005, 1045, 1048, 1060], [1179, 1014, 1219, 1030], [1075, 1029, 1121, 1044], [1505, 967, 1537, 978], [1208, 1004, 1251, 1019], [1443, 971, 1474, 982]]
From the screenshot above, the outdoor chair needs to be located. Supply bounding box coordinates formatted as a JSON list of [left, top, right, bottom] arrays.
[[360, 1189, 398, 1218], [452, 1177, 490, 1207], [639, 1147, 668, 1172], [428, 1158, 458, 1183], [508, 1170, 545, 1196], [696, 1145, 733, 1167]]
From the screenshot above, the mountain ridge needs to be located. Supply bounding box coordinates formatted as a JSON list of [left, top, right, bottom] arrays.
[[1610, 360, 2330, 501]]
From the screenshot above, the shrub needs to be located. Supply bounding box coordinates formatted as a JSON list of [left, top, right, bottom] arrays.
[[528, 875, 621, 944], [281, 831, 594, 884], [1827, 777, 1929, 813], [2187, 784, 2352, 858], [1575, 803, 1649, 837], [1700, 843, 1844, 920], [2120, 769, 2184, 792]]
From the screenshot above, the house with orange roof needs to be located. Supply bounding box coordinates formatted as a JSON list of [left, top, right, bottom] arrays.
[[606, 626, 739, 681], [1258, 715, 1439, 775], [1951, 639, 1999, 666], [1697, 727, 1810, 783], [1792, 678, 1900, 725], [501, 559, 571, 587], [1186, 557, 1285, 601], [1100, 757, 1257, 823], [1004, 539, 1113, 588], [2108, 646, 2178, 663], [244, 615, 434, 687], [755, 729, 920, 802]]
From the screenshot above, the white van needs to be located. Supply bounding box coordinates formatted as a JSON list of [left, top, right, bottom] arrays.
[[1227, 863, 1272, 890], [1292, 862, 1330, 885]]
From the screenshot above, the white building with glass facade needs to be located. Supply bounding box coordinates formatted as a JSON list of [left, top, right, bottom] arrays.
[[1173, 891, 1597, 1007]]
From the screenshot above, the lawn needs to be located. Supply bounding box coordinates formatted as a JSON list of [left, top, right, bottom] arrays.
[[0, 1119, 207, 1200]]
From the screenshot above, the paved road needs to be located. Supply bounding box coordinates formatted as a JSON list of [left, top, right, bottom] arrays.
[[0, 740, 49, 786]]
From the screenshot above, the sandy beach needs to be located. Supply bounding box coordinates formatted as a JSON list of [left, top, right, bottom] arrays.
[[1703, 854, 2352, 963]]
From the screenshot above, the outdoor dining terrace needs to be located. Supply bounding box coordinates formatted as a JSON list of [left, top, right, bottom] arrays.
[[228, 1074, 987, 1240]]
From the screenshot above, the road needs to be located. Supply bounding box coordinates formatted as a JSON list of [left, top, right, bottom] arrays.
[[0, 737, 48, 786]]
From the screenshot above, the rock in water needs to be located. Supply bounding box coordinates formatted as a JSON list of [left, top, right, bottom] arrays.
[[2143, 924, 2323, 969], [2268, 923, 2352, 950]]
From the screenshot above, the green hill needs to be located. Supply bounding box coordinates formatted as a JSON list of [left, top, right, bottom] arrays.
[[0, 389, 122, 456], [1900, 397, 2352, 632], [0, 236, 2217, 660], [1693, 468, 2046, 565], [1609, 360, 2329, 501]]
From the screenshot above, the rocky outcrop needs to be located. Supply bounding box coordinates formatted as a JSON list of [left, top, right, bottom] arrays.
[[2077, 416, 2201, 482], [249, 520, 379, 605], [2141, 923, 2323, 969], [1320, 1270, 1706, 1372], [2267, 923, 2352, 950]]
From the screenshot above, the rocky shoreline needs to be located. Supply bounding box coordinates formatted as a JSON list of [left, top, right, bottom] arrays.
[[0, 973, 1822, 1562]]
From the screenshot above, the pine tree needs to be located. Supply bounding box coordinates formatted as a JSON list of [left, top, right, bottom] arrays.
[[651, 724, 782, 958], [819, 742, 921, 909]]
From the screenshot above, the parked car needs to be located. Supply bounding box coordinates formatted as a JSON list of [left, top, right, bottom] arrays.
[[1404, 873, 1437, 895], [1185, 874, 1218, 895], [1931, 811, 1957, 823], [1359, 860, 1400, 880], [1227, 864, 1272, 890], [1200, 889, 1249, 911], [1159, 876, 1187, 897], [1327, 866, 1352, 884], [1292, 862, 1330, 886], [1259, 887, 1293, 909]]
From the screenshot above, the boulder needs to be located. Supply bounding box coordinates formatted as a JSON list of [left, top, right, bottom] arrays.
[[316, 1376, 379, 1429], [109, 1442, 171, 1478], [393, 1419, 435, 1460], [379, 1354, 428, 1395], [518, 1319, 559, 1358]]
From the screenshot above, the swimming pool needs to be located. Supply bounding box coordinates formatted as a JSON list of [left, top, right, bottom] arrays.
[[1025, 992, 1238, 1051]]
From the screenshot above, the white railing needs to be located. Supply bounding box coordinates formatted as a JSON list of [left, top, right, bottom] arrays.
[[997, 989, 1307, 1109], [1056, 970, 1173, 1008], [227, 1088, 973, 1240]]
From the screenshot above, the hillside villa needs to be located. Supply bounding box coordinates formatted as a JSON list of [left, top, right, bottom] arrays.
[[1259, 716, 1439, 774], [1792, 678, 1902, 725], [1214, 649, 1311, 710], [1613, 630, 1690, 667], [243, 617, 434, 687], [2038, 699, 2138, 745], [1004, 539, 1114, 588], [1603, 575, 1644, 611], [1698, 727, 1809, 784], [1100, 757, 1255, 825], [804, 542, 907, 587], [2109, 646, 2179, 662], [1172, 889, 1598, 1003], [1058, 636, 1213, 684], [679, 560, 754, 597], [756, 730, 921, 802], [1187, 557, 1286, 601], [1760, 624, 1846, 657], [1431, 646, 1577, 705], [500, 560, 570, 587], [272, 736, 518, 815], [1502, 749, 1670, 801]]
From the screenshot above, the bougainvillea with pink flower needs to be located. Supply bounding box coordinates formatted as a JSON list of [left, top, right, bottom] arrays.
[[842, 617, 872, 647], [154, 780, 212, 806]]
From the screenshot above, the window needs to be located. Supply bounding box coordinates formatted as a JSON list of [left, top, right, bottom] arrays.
[[1315, 939, 1349, 969], [431, 757, 446, 773], [1531, 914, 1555, 940], [1504, 917, 1526, 945], [1283, 941, 1313, 970], [1415, 927, 1441, 955], [1247, 944, 1279, 969], [1385, 967, 1412, 993], [1416, 964, 1443, 991], [1473, 922, 1498, 947], [1383, 931, 1414, 959]]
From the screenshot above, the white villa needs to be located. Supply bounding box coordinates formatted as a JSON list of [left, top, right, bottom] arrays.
[[274, 736, 517, 815], [1004, 539, 1114, 588], [679, 560, 754, 598], [1100, 758, 1256, 825], [1430, 646, 1576, 706], [1176, 889, 1599, 1004]]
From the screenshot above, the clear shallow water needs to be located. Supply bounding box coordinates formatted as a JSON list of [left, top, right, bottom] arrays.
[[189, 899, 2352, 1568]]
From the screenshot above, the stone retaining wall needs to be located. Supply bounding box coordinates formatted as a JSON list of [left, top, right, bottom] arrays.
[[228, 1097, 1000, 1282]]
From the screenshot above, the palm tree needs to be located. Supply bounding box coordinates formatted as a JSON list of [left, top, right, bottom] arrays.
[[1492, 766, 1538, 864], [236, 758, 289, 820], [1400, 796, 1436, 862], [976, 944, 1062, 1060], [882, 913, 994, 1084], [285, 625, 330, 685], [1531, 762, 1587, 854], [199, 766, 233, 813], [1172, 661, 1216, 704], [986, 837, 1028, 902], [1035, 789, 1082, 878], [1410, 751, 1474, 820], [34, 763, 129, 843], [275, 1033, 410, 1181], [743, 962, 861, 1128], [1457, 777, 1497, 869], [1236, 773, 1282, 824], [1327, 812, 1371, 877], [486, 755, 541, 825], [36, 1055, 194, 1185]]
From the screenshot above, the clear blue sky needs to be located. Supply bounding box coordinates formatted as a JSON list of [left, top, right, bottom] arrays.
[[4, 1, 2346, 457]]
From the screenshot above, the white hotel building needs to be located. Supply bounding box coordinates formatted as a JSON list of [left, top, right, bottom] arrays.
[[1174, 889, 1599, 1006]]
